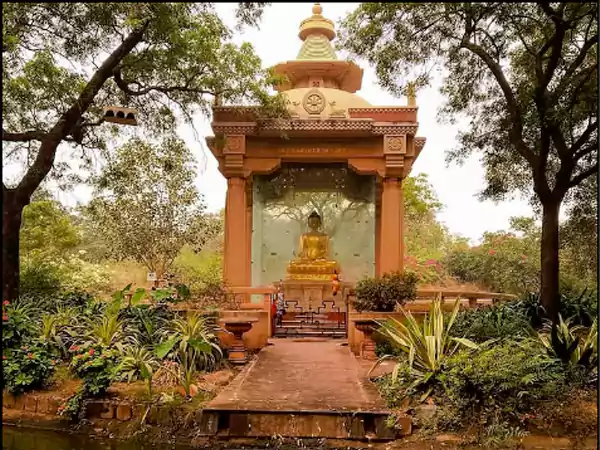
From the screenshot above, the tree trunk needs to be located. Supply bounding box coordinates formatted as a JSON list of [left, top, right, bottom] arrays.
[[540, 200, 561, 322], [2, 192, 24, 302]]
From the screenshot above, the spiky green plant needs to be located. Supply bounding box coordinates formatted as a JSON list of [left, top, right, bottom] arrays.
[[370, 297, 479, 400], [38, 313, 64, 351], [156, 312, 222, 372], [538, 314, 597, 368], [86, 311, 124, 350], [117, 345, 160, 396]]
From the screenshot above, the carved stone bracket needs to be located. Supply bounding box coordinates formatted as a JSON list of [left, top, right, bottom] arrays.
[[224, 154, 245, 177], [384, 154, 405, 178]]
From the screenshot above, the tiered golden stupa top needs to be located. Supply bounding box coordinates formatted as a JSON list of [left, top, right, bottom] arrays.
[[297, 3, 337, 60], [271, 3, 367, 119]]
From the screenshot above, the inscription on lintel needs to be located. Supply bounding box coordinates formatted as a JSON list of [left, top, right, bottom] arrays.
[[278, 147, 346, 154]]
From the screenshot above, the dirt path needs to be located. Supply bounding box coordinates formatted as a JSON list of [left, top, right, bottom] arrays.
[[206, 340, 388, 412]]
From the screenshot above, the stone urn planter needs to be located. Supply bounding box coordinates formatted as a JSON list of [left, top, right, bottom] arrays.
[[353, 318, 378, 360], [224, 318, 258, 365]]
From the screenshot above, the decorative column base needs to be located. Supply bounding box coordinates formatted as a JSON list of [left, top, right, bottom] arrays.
[[224, 319, 257, 365], [354, 319, 378, 360]]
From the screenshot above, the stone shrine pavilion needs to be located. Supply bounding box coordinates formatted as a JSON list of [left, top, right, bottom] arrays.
[[206, 4, 426, 310]]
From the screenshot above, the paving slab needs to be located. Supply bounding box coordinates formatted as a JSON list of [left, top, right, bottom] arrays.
[[206, 340, 389, 412]]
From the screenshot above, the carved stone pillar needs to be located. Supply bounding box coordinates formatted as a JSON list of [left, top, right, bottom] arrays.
[[224, 177, 249, 287], [379, 177, 404, 274], [375, 180, 382, 276], [245, 179, 253, 288]]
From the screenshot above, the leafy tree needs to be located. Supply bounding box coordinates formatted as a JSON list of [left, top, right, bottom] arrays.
[[403, 173, 453, 262], [445, 217, 542, 294], [2, 2, 285, 301], [85, 137, 217, 279], [559, 174, 598, 291], [339, 2, 598, 319], [20, 199, 80, 262]]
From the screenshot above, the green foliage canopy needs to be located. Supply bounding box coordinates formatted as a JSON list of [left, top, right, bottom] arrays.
[[339, 3, 597, 206], [339, 2, 597, 317], [85, 137, 216, 277]]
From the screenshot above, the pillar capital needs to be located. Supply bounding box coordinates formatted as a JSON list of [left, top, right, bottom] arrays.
[[382, 177, 402, 185], [227, 176, 246, 186]]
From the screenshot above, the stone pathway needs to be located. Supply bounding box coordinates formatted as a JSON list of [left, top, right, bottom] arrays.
[[206, 340, 388, 413]]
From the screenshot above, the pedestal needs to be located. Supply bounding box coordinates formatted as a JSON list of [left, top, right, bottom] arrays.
[[354, 319, 378, 360], [224, 318, 258, 365]]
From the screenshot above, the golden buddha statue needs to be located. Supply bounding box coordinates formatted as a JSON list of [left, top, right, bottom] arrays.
[[286, 211, 340, 281]]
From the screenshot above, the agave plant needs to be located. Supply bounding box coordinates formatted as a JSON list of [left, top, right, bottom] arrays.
[[117, 345, 160, 396], [370, 297, 479, 400], [538, 314, 597, 368]]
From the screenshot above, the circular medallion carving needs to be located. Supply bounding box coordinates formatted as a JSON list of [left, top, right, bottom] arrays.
[[387, 136, 404, 152], [302, 89, 326, 115], [226, 135, 242, 152]]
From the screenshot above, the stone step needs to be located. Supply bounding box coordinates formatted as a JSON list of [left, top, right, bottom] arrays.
[[277, 324, 346, 330], [197, 408, 401, 440], [281, 320, 344, 325], [274, 330, 347, 338]]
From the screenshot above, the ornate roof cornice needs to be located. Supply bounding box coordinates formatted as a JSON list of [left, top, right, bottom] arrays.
[[348, 107, 418, 114], [211, 119, 420, 136], [372, 123, 419, 135]]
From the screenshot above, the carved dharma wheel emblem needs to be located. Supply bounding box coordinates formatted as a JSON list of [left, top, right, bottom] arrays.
[[303, 89, 326, 114], [387, 136, 404, 152]]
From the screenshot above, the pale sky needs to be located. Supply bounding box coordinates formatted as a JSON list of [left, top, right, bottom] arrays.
[[14, 2, 539, 243]]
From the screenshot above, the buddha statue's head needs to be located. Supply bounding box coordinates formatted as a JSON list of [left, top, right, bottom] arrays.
[[307, 211, 322, 231]]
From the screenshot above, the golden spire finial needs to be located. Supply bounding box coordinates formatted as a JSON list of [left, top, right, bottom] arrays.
[[299, 2, 335, 41]]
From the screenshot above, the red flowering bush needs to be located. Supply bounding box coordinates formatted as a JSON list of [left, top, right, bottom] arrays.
[[2, 341, 55, 394], [444, 225, 541, 294], [59, 343, 120, 421]]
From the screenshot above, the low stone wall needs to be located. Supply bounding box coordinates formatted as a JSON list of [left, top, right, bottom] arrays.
[[2, 393, 138, 422], [217, 309, 270, 351]]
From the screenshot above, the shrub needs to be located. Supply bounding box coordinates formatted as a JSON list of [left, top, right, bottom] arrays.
[[509, 289, 598, 329], [434, 339, 578, 435], [117, 345, 159, 396], [2, 301, 37, 351], [19, 259, 64, 300], [68, 343, 120, 395], [537, 315, 597, 369], [372, 298, 478, 400], [119, 303, 174, 348], [353, 271, 418, 312], [2, 341, 57, 394], [559, 289, 598, 327], [60, 343, 120, 420], [450, 303, 533, 343]]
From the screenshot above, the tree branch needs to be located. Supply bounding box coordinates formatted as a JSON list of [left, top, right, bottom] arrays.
[[112, 67, 215, 97], [571, 120, 598, 156], [2, 129, 49, 142], [15, 20, 151, 202], [460, 39, 536, 166], [551, 34, 598, 106], [536, 2, 567, 90], [569, 163, 598, 188]]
